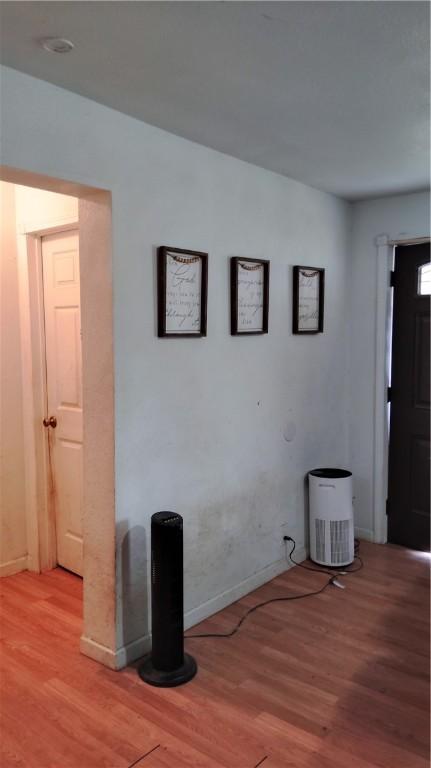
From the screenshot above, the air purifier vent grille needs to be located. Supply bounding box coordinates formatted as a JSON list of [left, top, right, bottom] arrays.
[[330, 519, 351, 564], [315, 518, 326, 562]]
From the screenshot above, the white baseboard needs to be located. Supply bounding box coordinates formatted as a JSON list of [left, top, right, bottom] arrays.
[[0, 555, 28, 577], [184, 549, 306, 631], [80, 635, 118, 670], [354, 527, 374, 542], [112, 547, 307, 670], [114, 633, 152, 670]]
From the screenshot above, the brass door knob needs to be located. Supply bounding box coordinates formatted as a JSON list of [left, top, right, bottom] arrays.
[[43, 416, 57, 428]]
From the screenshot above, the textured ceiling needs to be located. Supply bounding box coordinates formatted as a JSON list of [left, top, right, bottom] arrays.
[[0, 1, 429, 200]]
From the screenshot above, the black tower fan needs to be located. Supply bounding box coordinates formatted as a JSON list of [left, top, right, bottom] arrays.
[[138, 511, 197, 687]]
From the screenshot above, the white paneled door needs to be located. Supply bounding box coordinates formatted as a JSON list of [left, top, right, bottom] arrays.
[[42, 230, 83, 576]]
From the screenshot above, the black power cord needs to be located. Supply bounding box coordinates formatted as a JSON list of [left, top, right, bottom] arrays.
[[185, 539, 346, 641], [285, 536, 363, 576]]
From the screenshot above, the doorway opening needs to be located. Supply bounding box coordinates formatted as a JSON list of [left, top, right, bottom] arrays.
[[372, 235, 430, 546], [387, 242, 430, 551], [0, 167, 117, 668], [42, 229, 83, 575]]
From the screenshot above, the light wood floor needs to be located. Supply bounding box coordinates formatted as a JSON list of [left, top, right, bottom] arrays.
[[0, 542, 429, 768]]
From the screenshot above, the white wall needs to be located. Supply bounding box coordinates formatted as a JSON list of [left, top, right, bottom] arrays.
[[1, 67, 352, 663], [0, 182, 27, 575], [14, 185, 78, 231], [350, 191, 430, 539]]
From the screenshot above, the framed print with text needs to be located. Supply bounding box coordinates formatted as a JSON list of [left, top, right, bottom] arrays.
[[157, 246, 208, 337], [292, 266, 325, 334], [230, 257, 270, 335]]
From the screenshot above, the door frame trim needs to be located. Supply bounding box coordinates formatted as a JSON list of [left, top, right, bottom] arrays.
[[17, 217, 79, 572], [373, 234, 430, 544]]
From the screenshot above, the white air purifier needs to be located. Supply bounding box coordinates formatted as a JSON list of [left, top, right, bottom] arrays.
[[309, 468, 354, 567]]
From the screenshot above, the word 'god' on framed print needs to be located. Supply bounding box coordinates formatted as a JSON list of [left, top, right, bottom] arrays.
[[292, 265, 325, 334], [230, 257, 270, 335], [157, 246, 208, 337]]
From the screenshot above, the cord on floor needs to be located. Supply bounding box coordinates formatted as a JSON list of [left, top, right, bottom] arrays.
[[286, 537, 363, 576], [185, 538, 360, 641]]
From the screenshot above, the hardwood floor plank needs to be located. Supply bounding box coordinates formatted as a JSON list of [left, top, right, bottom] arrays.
[[0, 541, 429, 767]]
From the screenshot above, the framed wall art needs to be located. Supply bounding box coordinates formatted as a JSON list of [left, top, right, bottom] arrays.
[[230, 257, 270, 335], [292, 266, 325, 334], [157, 246, 208, 337]]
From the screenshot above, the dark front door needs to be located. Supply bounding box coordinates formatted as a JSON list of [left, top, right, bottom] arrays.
[[388, 242, 430, 551]]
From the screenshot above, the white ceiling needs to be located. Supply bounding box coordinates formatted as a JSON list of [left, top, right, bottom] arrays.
[[0, 1, 429, 200]]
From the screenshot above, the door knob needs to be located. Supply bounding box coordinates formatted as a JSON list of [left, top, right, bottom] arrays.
[[43, 416, 57, 428]]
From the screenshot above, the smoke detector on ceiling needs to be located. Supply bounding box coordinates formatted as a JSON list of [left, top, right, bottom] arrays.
[[40, 37, 74, 54]]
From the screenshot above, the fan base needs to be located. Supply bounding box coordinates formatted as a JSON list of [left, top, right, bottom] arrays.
[[138, 652, 197, 687]]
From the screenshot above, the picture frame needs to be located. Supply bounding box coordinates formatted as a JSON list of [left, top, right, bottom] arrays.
[[157, 246, 208, 337], [230, 257, 270, 335], [292, 265, 325, 334]]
